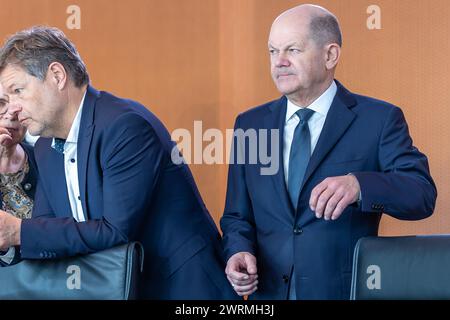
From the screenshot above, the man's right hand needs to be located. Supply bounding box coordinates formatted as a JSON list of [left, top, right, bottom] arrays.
[[225, 252, 258, 296]]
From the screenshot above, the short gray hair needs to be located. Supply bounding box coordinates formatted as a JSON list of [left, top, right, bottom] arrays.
[[309, 14, 342, 47], [0, 26, 89, 87]]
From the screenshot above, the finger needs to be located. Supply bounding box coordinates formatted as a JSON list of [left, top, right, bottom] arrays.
[[227, 275, 240, 288], [227, 275, 238, 291], [228, 274, 256, 287], [225, 257, 247, 277], [0, 135, 12, 146], [331, 194, 353, 220], [0, 127, 10, 134], [234, 281, 258, 294], [227, 270, 251, 282], [310, 180, 328, 210], [230, 275, 258, 286], [0, 132, 12, 139], [0, 130, 12, 139], [314, 187, 334, 218], [323, 190, 345, 220], [244, 255, 257, 275], [228, 272, 258, 283]]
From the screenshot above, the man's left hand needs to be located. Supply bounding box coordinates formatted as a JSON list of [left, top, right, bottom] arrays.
[[309, 175, 360, 221], [0, 210, 21, 250]]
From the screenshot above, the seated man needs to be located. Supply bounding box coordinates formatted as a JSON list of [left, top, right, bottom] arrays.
[[0, 26, 237, 299]]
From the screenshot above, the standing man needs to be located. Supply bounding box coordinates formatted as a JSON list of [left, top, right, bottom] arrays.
[[221, 4, 437, 300], [0, 26, 237, 299]]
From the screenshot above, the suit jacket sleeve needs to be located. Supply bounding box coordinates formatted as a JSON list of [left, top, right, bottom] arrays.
[[220, 115, 257, 261], [31, 178, 56, 219], [20, 113, 165, 259], [353, 106, 437, 220]]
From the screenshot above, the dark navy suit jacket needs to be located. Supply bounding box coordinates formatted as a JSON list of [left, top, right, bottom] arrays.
[[20, 86, 237, 299], [221, 81, 437, 300]]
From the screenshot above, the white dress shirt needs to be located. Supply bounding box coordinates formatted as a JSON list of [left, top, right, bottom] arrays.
[[283, 81, 337, 185], [51, 91, 87, 222]]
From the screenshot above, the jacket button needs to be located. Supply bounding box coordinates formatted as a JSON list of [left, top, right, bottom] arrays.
[[282, 275, 289, 283], [293, 226, 303, 235], [24, 183, 32, 191]]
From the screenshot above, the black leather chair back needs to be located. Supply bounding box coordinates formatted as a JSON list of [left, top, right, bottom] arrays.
[[351, 235, 450, 300]]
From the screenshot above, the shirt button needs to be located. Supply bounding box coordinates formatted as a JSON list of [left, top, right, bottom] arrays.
[[24, 183, 32, 191], [70, 159, 76, 163]]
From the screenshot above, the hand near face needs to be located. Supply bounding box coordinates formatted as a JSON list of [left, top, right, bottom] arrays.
[[0, 127, 13, 147], [0, 210, 21, 251], [309, 175, 361, 221], [225, 252, 259, 296]]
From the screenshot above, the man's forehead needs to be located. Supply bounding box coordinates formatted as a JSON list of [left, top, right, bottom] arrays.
[[270, 21, 309, 36], [0, 65, 26, 85], [268, 29, 308, 48]]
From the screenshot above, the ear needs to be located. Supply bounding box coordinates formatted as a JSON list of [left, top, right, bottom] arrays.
[[325, 44, 341, 70], [46, 62, 68, 90]]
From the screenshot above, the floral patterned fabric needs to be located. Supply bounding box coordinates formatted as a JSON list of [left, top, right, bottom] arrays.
[[0, 158, 33, 219]]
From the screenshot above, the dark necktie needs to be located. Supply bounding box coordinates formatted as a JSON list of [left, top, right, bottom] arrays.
[[54, 138, 66, 154], [287, 108, 315, 209]]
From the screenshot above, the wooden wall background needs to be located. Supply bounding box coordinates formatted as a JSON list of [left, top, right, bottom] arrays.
[[0, 0, 448, 236]]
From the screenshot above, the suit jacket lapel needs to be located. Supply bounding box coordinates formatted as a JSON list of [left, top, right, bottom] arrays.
[[299, 81, 357, 196], [264, 96, 295, 218], [52, 152, 71, 215], [77, 85, 99, 220], [38, 138, 72, 216]]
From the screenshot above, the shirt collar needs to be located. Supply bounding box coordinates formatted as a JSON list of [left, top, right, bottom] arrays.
[[51, 90, 87, 149], [285, 80, 337, 123]]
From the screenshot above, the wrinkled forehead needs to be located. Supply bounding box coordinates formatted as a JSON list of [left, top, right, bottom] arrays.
[[0, 64, 27, 88]]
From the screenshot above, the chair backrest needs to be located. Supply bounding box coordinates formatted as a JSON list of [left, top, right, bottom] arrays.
[[350, 235, 450, 300], [0, 242, 144, 300]]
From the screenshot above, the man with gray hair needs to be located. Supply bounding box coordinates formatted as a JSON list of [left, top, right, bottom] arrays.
[[0, 26, 237, 299], [221, 4, 436, 299]]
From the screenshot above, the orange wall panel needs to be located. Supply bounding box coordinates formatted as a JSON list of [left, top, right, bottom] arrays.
[[0, 0, 447, 236]]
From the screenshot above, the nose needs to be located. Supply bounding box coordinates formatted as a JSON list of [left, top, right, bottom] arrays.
[[273, 52, 290, 68], [5, 103, 22, 118]]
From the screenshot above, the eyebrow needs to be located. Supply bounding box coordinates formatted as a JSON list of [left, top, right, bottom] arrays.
[[5, 83, 16, 90], [2, 77, 18, 91], [2, 82, 21, 95], [268, 42, 303, 49]]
